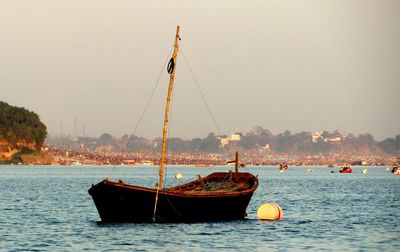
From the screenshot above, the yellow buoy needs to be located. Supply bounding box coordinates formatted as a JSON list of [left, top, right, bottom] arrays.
[[257, 203, 283, 221], [175, 173, 183, 179], [361, 169, 368, 174]]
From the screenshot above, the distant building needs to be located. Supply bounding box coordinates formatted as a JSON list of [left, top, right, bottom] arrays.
[[326, 136, 342, 142], [218, 133, 241, 148], [326, 131, 344, 142], [311, 131, 344, 143], [219, 137, 230, 148], [313, 131, 343, 143], [261, 144, 271, 152], [312, 132, 323, 143], [229, 133, 241, 141]]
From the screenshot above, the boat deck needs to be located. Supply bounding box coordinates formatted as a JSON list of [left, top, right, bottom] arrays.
[[167, 172, 257, 194]]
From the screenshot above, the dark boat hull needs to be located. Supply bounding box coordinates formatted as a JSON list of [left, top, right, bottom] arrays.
[[89, 172, 258, 223]]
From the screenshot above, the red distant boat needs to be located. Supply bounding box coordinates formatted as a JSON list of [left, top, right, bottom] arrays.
[[339, 166, 352, 173]]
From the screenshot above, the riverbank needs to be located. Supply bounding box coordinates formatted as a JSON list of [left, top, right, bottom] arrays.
[[2, 147, 396, 167]]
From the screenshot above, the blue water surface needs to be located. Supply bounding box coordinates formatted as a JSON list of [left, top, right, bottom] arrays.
[[0, 165, 399, 251]]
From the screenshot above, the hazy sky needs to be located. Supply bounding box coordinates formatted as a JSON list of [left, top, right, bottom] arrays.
[[1, 0, 399, 140]]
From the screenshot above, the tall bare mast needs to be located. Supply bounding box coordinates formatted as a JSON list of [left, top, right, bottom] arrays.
[[158, 26, 180, 189]]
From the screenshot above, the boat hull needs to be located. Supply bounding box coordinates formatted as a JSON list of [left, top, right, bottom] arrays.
[[89, 172, 258, 223], [339, 167, 352, 173]]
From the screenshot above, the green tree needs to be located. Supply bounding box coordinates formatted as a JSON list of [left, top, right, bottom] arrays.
[[0, 101, 47, 150]]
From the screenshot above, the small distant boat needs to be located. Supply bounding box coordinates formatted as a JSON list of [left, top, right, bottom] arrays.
[[72, 160, 82, 166], [139, 160, 154, 166], [339, 165, 352, 173], [195, 164, 214, 168], [279, 163, 288, 170], [194, 164, 209, 167]]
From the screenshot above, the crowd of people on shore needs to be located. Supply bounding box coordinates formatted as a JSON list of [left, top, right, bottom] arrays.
[[47, 147, 396, 166]]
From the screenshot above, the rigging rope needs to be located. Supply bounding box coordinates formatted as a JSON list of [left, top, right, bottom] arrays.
[[107, 45, 173, 179], [181, 49, 222, 136], [105, 165, 117, 180], [127, 45, 174, 146], [159, 48, 225, 184]]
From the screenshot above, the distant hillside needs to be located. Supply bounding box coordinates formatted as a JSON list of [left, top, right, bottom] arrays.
[[0, 101, 47, 160], [47, 127, 399, 156]]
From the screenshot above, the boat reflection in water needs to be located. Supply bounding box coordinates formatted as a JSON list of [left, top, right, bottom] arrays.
[[88, 26, 258, 223]]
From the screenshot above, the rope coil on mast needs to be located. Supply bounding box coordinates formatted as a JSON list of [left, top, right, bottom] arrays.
[[167, 58, 175, 74]]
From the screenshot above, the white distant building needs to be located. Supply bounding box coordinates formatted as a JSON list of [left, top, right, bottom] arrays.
[[229, 133, 241, 141], [219, 137, 230, 148], [326, 136, 342, 142], [312, 132, 323, 143], [312, 131, 343, 143], [261, 144, 271, 152], [218, 133, 241, 148]]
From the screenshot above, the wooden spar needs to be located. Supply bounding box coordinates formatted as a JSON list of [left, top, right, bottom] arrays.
[[158, 26, 180, 189], [235, 151, 239, 174]]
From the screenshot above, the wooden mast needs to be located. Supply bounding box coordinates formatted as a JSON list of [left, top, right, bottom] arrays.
[[158, 26, 180, 189], [235, 151, 239, 174]]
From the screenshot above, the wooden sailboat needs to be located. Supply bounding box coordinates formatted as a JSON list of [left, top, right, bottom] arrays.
[[88, 26, 258, 223]]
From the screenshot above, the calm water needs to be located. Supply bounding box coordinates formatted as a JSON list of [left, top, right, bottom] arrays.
[[0, 165, 399, 251]]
